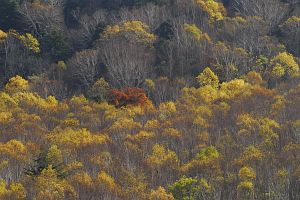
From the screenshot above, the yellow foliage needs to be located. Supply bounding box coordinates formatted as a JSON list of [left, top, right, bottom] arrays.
[[33, 165, 76, 200], [285, 16, 300, 24], [0, 180, 10, 199], [196, 0, 226, 22], [110, 118, 142, 131], [0, 180, 26, 200], [159, 102, 176, 113], [0, 140, 27, 161], [57, 61, 67, 70], [102, 20, 156, 44], [48, 128, 108, 151], [271, 64, 285, 78], [184, 24, 211, 42], [65, 161, 84, 172], [237, 181, 254, 192], [197, 85, 219, 104], [197, 67, 219, 88], [163, 128, 182, 138], [18, 33, 40, 53], [97, 171, 117, 192], [271, 52, 299, 78], [220, 79, 251, 99], [62, 118, 80, 127], [243, 71, 264, 86], [12, 92, 58, 112], [0, 29, 7, 41], [193, 106, 212, 128], [126, 130, 155, 143], [5, 75, 29, 93], [0, 92, 17, 109], [271, 95, 285, 113], [239, 146, 263, 164], [149, 186, 175, 200], [259, 118, 280, 141], [159, 102, 177, 119], [70, 95, 88, 105], [0, 111, 13, 124], [69, 172, 93, 188], [276, 169, 288, 179], [145, 79, 155, 90], [46, 145, 63, 164], [144, 119, 160, 129], [199, 178, 212, 192], [237, 114, 257, 130], [146, 144, 179, 169], [9, 182, 26, 200], [238, 166, 256, 181], [181, 146, 221, 173], [47, 96, 58, 106]]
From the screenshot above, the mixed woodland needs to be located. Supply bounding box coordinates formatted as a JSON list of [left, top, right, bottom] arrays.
[[0, 0, 300, 199]]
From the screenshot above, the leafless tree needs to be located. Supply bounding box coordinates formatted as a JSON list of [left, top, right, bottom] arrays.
[[100, 39, 155, 88], [0, 33, 43, 82], [171, 19, 212, 76], [117, 3, 171, 30], [67, 49, 100, 90], [19, 1, 65, 37], [72, 9, 108, 47], [231, 0, 289, 29], [280, 17, 300, 56]]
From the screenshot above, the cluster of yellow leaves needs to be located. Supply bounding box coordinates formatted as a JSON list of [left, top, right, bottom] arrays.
[[182, 146, 220, 173], [196, 0, 226, 22], [110, 118, 142, 132], [163, 128, 182, 138], [184, 24, 211, 42], [281, 16, 300, 28], [145, 79, 155, 90], [270, 52, 299, 78], [239, 166, 256, 181], [33, 166, 76, 200], [96, 171, 118, 193], [150, 186, 174, 200], [146, 144, 179, 169], [0, 179, 26, 200], [243, 71, 264, 86], [220, 79, 251, 99], [0, 111, 13, 124], [102, 21, 156, 44], [0, 140, 27, 161], [69, 172, 93, 189], [6, 30, 40, 52], [18, 33, 40, 53], [12, 92, 59, 113], [197, 67, 219, 88], [259, 118, 280, 145], [237, 166, 256, 193], [46, 145, 63, 164], [126, 130, 155, 143], [0, 29, 8, 41], [159, 102, 176, 120], [238, 146, 263, 165], [57, 61, 67, 70], [5, 75, 29, 94], [48, 128, 109, 152], [237, 180, 254, 192]]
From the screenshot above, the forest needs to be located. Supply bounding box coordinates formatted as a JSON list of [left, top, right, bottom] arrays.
[[0, 0, 300, 199]]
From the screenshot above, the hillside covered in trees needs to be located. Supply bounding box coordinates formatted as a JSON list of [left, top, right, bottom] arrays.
[[0, 0, 300, 199]]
